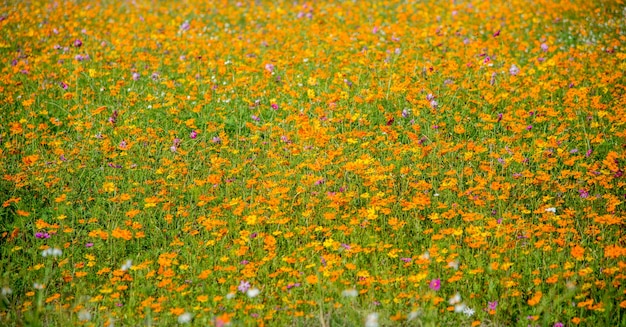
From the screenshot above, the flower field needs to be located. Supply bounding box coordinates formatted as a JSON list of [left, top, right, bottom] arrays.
[[1, 0, 625, 326]]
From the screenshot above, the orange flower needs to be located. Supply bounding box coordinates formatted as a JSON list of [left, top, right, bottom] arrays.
[[111, 228, 133, 241], [571, 245, 585, 260]]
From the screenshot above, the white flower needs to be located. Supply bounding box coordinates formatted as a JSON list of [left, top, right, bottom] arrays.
[[33, 283, 44, 290], [545, 207, 556, 213], [78, 309, 92, 321], [1, 287, 12, 296], [462, 306, 475, 317], [407, 310, 421, 321], [121, 260, 132, 271], [365, 312, 379, 327], [449, 292, 462, 305], [226, 292, 236, 299], [246, 288, 260, 298], [177, 312, 193, 324], [42, 248, 62, 257], [342, 289, 358, 298], [421, 251, 430, 260], [454, 303, 467, 313], [448, 260, 459, 270]]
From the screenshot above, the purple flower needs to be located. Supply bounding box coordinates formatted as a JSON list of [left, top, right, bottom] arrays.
[[570, 148, 578, 154], [541, 43, 549, 52], [526, 125, 533, 131], [586, 148, 593, 157], [190, 130, 197, 139], [287, 283, 301, 289], [211, 136, 221, 144], [132, 72, 140, 81], [238, 280, 250, 293], [579, 189, 589, 199], [488, 301, 498, 310], [251, 115, 260, 122], [265, 63, 275, 73], [509, 64, 520, 76], [85, 242, 94, 248], [35, 232, 50, 239], [60, 82, 69, 90], [429, 279, 441, 291], [402, 109, 410, 118], [73, 39, 83, 47], [119, 140, 127, 149], [400, 257, 412, 263], [151, 72, 159, 81], [314, 179, 324, 186], [180, 20, 190, 32], [493, 30, 500, 37]]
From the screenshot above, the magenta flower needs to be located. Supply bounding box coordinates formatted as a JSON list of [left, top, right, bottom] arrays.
[[579, 189, 589, 199], [429, 279, 441, 291], [271, 103, 279, 110], [73, 39, 83, 47], [488, 301, 498, 311], [190, 130, 197, 139]]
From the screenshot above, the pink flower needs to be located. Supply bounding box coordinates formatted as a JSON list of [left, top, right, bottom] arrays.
[[429, 279, 441, 291], [190, 130, 197, 139]]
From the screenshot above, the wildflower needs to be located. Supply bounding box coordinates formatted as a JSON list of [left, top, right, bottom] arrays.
[[497, 113, 503, 122], [33, 283, 44, 290], [179, 20, 190, 32], [448, 260, 459, 270], [211, 136, 221, 144], [586, 148, 593, 157], [449, 293, 462, 305], [238, 280, 250, 293], [286, 283, 301, 290], [251, 115, 260, 122], [545, 207, 556, 213], [526, 125, 532, 130], [579, 189, 589, 199], [342, 289, 358, 297], [151, 72, 159, 81], [407, 310, 420, 321], [365, 313, 379, 327], [509, 64, 520, 76], [454, 303, 467, 313], [132, 72, 140, 81], [488, 301, 498, 311], [78, 309, 92, 321], [190, 130, 197, 139], [226, 292, 236, 299], [554, 323, 564, 327], [121, 260, 132, 271], [60, 82, 69, 90], [177, 312, 193, 324], [429, 279, 441, 291], [85, 242, 94, 248], [462, 306, 475, 317], [271, 103, 279, 110], [246, 288, 260, 298], [42, 248, 62, 257], [541, 43, 549, 52], [265, 63, 275, 73], [35, 232, 50, 239], [73, 39, 82, 47], [402, 109, 410, 118], [400, 257, 412, 263], [1, 287, 12, 296]]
